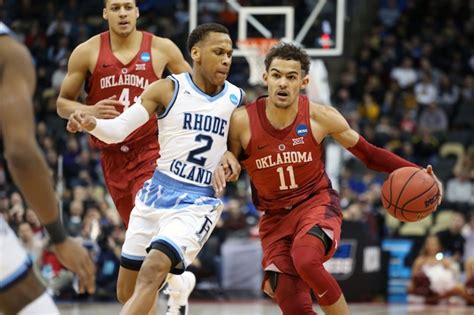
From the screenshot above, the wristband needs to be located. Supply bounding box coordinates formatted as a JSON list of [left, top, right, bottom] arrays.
[[44, 218, 67, 244]]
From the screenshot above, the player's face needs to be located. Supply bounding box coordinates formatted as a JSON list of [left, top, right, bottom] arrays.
[[192, 32, 233, 86], [103, 0, 138, 37], [263, 58, 309, 109]]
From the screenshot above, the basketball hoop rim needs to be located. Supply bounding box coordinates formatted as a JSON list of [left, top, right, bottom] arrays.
[[237, 37, 279, 55]]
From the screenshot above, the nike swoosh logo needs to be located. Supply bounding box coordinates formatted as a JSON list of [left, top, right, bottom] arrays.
[[257, 144, 270, 150], [317, 290, 328, 298], [102, 64, 112, 68]]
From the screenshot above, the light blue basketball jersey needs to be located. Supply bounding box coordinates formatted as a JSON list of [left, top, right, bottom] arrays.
[[155, 72, 244, 187]]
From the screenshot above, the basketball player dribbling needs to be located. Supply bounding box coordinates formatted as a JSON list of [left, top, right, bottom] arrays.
[[56, 0, 194, 313], [0, 20, 95, 314], [67, 23, 243, 315], [213, 43, 443, 315]]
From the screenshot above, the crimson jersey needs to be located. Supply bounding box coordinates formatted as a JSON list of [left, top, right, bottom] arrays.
[[241, 95, 333, 211], [86, 31, 160, 149]]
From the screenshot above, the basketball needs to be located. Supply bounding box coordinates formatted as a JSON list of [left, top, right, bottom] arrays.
[[381, 167, 440, 222]]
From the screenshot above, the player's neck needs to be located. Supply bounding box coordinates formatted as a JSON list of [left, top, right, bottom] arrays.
[[265, 98, 298, 130], [190, 72, 223, 96], [109, 29, 141, 50]]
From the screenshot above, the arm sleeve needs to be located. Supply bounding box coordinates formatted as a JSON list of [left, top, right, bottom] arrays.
[[89, 102, 150, 144], [347, 136, 420, 173]]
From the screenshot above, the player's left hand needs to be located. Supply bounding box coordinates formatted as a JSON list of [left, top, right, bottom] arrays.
[[221, 151, 241, 182], [67, 110, 97, 133], [212, 151, 241, 195], [425, 165, 443, 205]]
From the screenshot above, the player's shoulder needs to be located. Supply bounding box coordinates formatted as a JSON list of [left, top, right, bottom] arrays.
[[0, 37, 32, 70], [231, 106, 249, 125], [151, 35, 179, 52], [72, 34, 100, 56], [309, 101, 340, 121]]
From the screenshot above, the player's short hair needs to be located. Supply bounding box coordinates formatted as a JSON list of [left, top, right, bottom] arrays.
[[264, 42, 311, 75], [187, 23, 230, 53], [103, 0, 137, 7]]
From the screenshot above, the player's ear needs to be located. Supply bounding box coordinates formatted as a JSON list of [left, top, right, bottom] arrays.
[[190, 46, 201, 63], [103, 8, 108, 20], [262, 72, 269, 87], [301, 74, 310, 90], [136, 8, 140, 18]]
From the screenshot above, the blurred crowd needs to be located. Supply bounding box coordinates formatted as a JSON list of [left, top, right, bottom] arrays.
[[0, 0, 472, 302]]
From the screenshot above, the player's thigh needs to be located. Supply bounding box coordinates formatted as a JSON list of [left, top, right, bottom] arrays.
[[120, 201, 162, 276], [0, 268, 45, 314], [154, 203, 223, 274]]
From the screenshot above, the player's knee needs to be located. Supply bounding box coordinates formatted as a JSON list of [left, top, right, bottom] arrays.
[[293, 247, 324, 282], [116, 285, 133, 305]]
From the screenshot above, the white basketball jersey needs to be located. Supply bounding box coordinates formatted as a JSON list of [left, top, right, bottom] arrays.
[[156, 73, 243, 187], [0, 22, 12, 36]]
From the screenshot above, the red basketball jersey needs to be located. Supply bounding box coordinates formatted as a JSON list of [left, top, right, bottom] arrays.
[[86, 31, 160, 149], [241, 95, 333, 211]]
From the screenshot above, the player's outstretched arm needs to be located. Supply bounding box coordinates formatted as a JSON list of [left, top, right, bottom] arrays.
[[68, 78, 174, 143], [317, 103, 443, 201], [0, 37, 96, 294], [56, 41, 121, 120]]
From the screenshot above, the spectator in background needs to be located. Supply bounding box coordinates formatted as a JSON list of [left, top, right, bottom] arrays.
[[418, 103, 448, 134], [378, 0, 401, 28], [17, 222, 45, 263], [437, 73, 460, 117], [436, 211, 466, 264], [414, 72, 438, 109], [464, 212, 474, 304], [445, 171, 473, 212], [412, 128, 439, 166], [51, 58, 68, 92], [390, 57, 418, 89], [358, 93, 380, 123], [407, 235, 465, 304]]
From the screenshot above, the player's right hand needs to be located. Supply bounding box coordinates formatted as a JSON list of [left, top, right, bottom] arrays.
[[90, 95, 122, 119], [67, 110, 97, 133], [52, 237, 96, 294]]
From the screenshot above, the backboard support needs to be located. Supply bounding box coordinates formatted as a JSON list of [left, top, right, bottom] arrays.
[[189, 0, 345, 58]]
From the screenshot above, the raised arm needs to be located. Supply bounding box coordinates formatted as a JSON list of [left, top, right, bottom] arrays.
[[67, 78, 174, 143], [0, 37, 95, 293], [156, 37, 192, 74], [56, 40, 121, 119], [314, 103, 419, 173]]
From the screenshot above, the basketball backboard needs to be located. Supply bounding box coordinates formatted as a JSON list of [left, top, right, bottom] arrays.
[[189, 0, 345, 57]]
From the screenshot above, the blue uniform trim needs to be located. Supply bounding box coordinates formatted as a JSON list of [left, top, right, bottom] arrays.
[[238, 88, 246, 107], [121, 253, 146, 261], [158, 75, 180, 119], [152, 171, 214, 196], [0, 258, 32, 291], [185, 73, 229, 102]]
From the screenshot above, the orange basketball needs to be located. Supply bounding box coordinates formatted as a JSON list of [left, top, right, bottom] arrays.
[[381, 167, 439, 222]]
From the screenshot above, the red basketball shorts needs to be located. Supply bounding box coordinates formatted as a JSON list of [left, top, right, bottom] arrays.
[[100, 138, 159, 227], [259, 189, 343, 276]]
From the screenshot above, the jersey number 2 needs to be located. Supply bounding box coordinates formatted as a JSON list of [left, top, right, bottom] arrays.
[[277, 166, 298, 190], [187, 134, 213, 166]]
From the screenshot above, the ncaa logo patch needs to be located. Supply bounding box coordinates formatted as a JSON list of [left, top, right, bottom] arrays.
[[140, 52, 151, 62], [296, 124, 308, 136], [229, 94, 238, 105]]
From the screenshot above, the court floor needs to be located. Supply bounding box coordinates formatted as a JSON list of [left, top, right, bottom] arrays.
[[58, 300, 474, 315]]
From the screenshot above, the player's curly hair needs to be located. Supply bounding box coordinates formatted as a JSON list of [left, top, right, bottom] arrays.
[[264, 42, 311, 75], [187, 23, 230, 53]]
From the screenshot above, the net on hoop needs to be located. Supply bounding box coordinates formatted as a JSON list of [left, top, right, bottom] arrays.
[[237, 38, 279, 86]]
